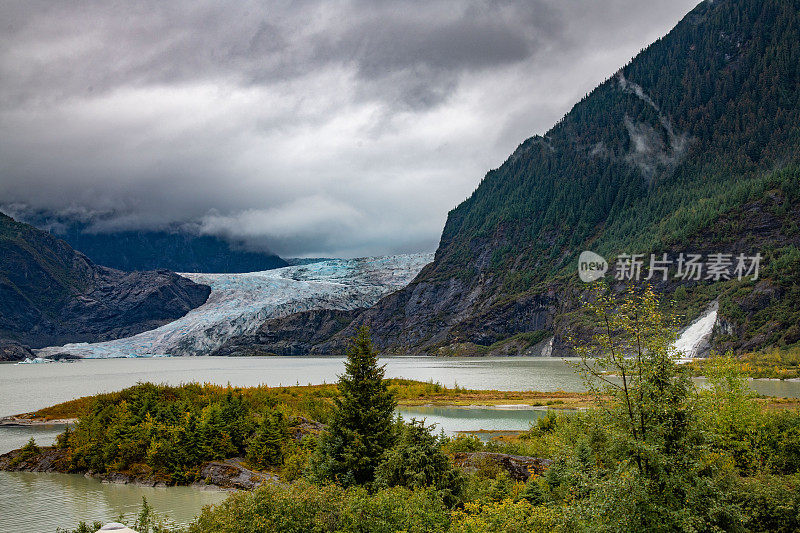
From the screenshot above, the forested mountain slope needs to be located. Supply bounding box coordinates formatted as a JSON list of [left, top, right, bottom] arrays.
[[308, 0, 800, 355], [56, 228, 288, 273]]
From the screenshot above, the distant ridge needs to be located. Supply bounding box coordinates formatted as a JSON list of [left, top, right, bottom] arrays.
[[0, 212, 210, 352], [0, 209, 288, 273], [50, 226, 288, 273]]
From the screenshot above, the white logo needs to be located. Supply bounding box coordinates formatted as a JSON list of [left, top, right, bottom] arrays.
[[578, 251, 608, 282]]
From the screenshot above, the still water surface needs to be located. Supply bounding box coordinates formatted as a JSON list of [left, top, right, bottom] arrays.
[[397, 405, 550, 436], [1, 356, 798, 532], [0, 471, 227, 531]]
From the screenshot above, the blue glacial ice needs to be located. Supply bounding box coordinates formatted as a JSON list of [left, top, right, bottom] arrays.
[[36, 254, 432, 358]]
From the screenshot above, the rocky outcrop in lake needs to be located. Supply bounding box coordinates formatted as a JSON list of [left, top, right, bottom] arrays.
[[1, 446, 550, 488], [0, 447, 276, 490]]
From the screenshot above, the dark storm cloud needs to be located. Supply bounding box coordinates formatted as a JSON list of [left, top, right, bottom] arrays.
[[0, 0, 699, 257]]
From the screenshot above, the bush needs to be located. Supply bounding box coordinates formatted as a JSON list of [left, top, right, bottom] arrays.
[[445, 435, 484, 453], [188, 481, 450, 533], [735, 474, 800, 533], [375, 419, 465, 506], [10, 437, 40, 467], [449, 498, 560, 533], [20, 437, 39, 458]]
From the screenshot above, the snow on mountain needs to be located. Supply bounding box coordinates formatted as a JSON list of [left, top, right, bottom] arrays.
[[36, 254, 433, 358]]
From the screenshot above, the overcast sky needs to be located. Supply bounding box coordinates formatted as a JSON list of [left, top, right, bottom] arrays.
[[0, 0, 698, 258]]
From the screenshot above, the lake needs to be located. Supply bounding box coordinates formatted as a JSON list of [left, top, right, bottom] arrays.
[[2, 356, 797, 419], [1, 356, 798, 531], [0, 356, 590, 418], [397, 405, 551, 438], [0, 471, 227, 532]]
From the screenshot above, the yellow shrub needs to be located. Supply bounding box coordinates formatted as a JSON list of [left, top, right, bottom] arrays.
[[449, 498, 560, 533]]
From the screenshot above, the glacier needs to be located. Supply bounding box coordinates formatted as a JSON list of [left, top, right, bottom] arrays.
[[36, 254, 433, 358]]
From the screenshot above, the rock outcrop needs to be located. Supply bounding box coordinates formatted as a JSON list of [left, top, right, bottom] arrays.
[[0, 446, 71, 473], [197, 459, 278, 490], [0, 339, 35, 361], [451, 452, 552, 482], [211, 309, 361, 356], [0, 447, 276, 490]]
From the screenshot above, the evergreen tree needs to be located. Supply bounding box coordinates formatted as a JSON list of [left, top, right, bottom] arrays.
[[220, 389, 252, 452], [311, 326, 397, 487], [199, 403, 237, 459], [246, 408, 288, 469], [375, 418, 465, 507]]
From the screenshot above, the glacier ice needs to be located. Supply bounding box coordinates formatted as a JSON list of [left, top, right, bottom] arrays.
[[15, 357, 55, 365], [36, 254, 432, 358]]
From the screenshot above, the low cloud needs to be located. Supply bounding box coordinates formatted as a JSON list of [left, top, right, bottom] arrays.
[[0, 0, 698, 257]]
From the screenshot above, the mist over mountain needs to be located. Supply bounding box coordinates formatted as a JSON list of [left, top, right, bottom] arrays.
[[59, 230, 288, 273], [0, 207, 287, 273]]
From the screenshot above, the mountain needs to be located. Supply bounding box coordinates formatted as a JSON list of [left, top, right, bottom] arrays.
[[42, 225, 287, 273], [0, 212, 211, 352], [36, 255, 432, 358], [261, 0, 799, 356]]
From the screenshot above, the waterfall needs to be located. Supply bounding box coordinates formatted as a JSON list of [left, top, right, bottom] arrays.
[[673, 302, 718, 358]]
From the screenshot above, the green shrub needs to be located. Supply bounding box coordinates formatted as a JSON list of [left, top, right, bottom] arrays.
[[189, 481, 450, 533], [375, 419, 465, 506], [10, 437, 40, 467], [449, 498, 560, 533]]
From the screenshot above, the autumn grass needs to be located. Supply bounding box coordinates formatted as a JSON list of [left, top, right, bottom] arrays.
[[21, 377, 796, 422], [21, 380, 595, 421], [686, 346, 800, 380]]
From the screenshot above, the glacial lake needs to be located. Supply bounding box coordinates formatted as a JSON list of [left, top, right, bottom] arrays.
[[0, 356, 590, 418], [0, 471, 227, 532], [1, 356, 799, 532]]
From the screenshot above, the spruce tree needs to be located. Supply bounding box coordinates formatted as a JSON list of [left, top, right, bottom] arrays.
[[312, 326, 397, 487], [246, 408, 287, 469]]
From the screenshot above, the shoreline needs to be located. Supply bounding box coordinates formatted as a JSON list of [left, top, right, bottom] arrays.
[[0, 447, 277, 491], [0, 416, 76, 427]]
